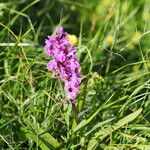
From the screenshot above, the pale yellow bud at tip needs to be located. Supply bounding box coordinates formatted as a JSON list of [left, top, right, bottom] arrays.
[[106, 35, 114, 45], [67, 34, 77, 45]]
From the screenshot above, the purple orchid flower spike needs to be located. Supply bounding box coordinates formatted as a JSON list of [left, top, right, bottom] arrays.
[[44, 27, 81, 105]]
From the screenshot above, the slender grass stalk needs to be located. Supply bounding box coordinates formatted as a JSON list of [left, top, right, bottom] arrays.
[[72, 103, 79, 124], [0, 43, 35, 46]]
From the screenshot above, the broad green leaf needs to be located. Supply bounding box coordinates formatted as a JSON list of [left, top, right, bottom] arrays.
[[87, 139, 98, 150], [72, 93, 121, 133], [73, 119, 86, 132], [72, 107, 102, 133], [85, 118, 114, 136], [119, 132, 147, 143], [25, 131, 50, 150], [24, 118, 60, 149], [88, 108, 142, 150], [128, 126, 150, 131], [111, 108, 142, 132]]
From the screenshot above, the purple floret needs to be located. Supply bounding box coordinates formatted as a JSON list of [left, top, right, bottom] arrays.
[[44, 27, 81, 103]]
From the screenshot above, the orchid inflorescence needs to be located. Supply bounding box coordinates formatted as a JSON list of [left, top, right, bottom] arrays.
[[44, 27, 81, 104]]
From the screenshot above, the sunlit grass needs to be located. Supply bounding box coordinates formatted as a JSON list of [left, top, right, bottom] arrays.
[[0, 0, 150, 149]]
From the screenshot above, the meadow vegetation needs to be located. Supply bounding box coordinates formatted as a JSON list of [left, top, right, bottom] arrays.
[[0, 0, 150, 149]]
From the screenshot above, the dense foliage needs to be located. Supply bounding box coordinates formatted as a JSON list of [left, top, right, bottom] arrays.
[[0, 0, 150, 149]]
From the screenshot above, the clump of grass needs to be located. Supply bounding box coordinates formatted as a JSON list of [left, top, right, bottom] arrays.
[[0, 0, 150, 149]]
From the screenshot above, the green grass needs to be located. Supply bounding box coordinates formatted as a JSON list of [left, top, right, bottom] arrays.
[[0, 0, 150, 149]]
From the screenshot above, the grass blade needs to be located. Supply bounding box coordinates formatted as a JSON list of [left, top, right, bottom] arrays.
[[88, 108, 142, 150]]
